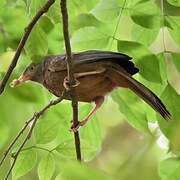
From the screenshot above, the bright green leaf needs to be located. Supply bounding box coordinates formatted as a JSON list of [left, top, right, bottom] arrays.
[[91, 0, 121, 22], [136, 54, 162, 83], [172, 53, 180, 74], [0, 120, 9, 148], [130, 1, 161, 29], [48, 23, 64, 54], [167, 0, 180, 7], [34, 115, 60, 144], [159, 158, 180, 180], [68, 0, 98, 17], [117, 40, 162, 83], [166, 16, 180, 44], [112, 89, 149, 133], [46, 0, 60, 23], [60, 161, 110, 180], [28, 0, 46, 17], [71, 27, 110, 51], [158, 84, 180, 154], [12, 149, 37, 180], [55, 174, 65, 180], [71, 13, 103, 32], [25, 24, 48, 62], [155, 0, 180, 16], [38, 16, 54, 34], [38, 153, 55, 180], [55, 140, 76, 158], [131, 23, 159, 46]]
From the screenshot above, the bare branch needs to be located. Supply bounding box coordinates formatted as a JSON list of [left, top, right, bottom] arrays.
[[0, 118, 34, 169], [3, 91, 67, 180], [0, 0, 55, 95], [60, 0, 82, 161]]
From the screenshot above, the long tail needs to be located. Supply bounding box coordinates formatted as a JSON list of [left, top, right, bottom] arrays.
[[107, 67, 171, 120]]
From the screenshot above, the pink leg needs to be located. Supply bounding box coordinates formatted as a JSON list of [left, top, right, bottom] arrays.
[[70, 96, 104, 132]]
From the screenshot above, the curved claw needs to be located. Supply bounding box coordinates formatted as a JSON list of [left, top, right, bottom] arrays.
[[69, 120, 87, 133], [70, 121, 81, 133]]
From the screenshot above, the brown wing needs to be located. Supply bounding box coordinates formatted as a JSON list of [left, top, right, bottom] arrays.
[[43, 50, 139, 75]]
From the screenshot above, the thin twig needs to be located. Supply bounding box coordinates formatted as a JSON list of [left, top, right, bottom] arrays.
[[0, 118, 34, 168], [60, 0, 82, 161], [0, 0, 55, 95], [3, 91, 66, 180]]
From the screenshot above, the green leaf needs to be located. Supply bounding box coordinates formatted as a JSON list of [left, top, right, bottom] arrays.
[[0, 51, 15, 72], [159, 158, 180, 180], [55, 174, 65, 180], [166, 16, 180, 44], [48, 23, 64, 54], [117, 40, 162, 83], [24, 24, 48, 62], [71, 27, 110, 51], [130, 1, 161, 29], [167, 0, 180, 7], [12, 83, 43, 103], [68, 0, 98, 17], [38, 16, 54, 34], [0, 5, 27, 46], [28, 0, 46, 16], [34, 115, 60, 144], [155, 0, 180, 16], [38, 154, 55, 180], [112, 89, 149, 133], [46, 0, 60, 23], [55, 140, 76, 158], [71, 13, 103, 32], [91, 0, 121, 22], [60, 161, 110, 180], [131, 23, 159, 46], [0, 120, 9, 148], [136, 54, 162, 83], [157, 84, 180, 154], [12, 149, 37, 180], [172, 53, 180, 74]]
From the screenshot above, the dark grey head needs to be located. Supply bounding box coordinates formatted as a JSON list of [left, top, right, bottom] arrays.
[[11, 63, 43, 87]]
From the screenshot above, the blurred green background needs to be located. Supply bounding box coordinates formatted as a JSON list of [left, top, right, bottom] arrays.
[[0, 0, 180, 179]]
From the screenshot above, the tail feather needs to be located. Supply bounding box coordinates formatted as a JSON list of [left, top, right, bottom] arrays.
[[107, 66, 171, 120], [128, 80, 171, 119]]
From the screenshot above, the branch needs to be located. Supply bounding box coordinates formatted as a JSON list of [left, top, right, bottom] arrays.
[[0, 0, 55, 95], [2, 91, 67, 180], [60, 0, 82, 161]]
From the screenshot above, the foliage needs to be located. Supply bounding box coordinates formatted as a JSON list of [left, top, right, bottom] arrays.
[[0, 0, 180, 179]]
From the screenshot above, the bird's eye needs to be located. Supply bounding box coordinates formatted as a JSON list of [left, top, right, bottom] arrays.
[[30, 66, 34, 71]]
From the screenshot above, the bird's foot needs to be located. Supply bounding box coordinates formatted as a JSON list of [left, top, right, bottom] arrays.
[[70, 121, 80, 133], [69, 120, 86, 133], [63, 77, 80, 90]]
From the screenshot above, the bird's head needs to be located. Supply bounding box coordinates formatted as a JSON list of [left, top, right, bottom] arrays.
[[11, 63, 42, 87]]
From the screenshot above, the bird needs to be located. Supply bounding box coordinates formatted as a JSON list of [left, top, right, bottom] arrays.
[[11, 50, 171, 131]]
